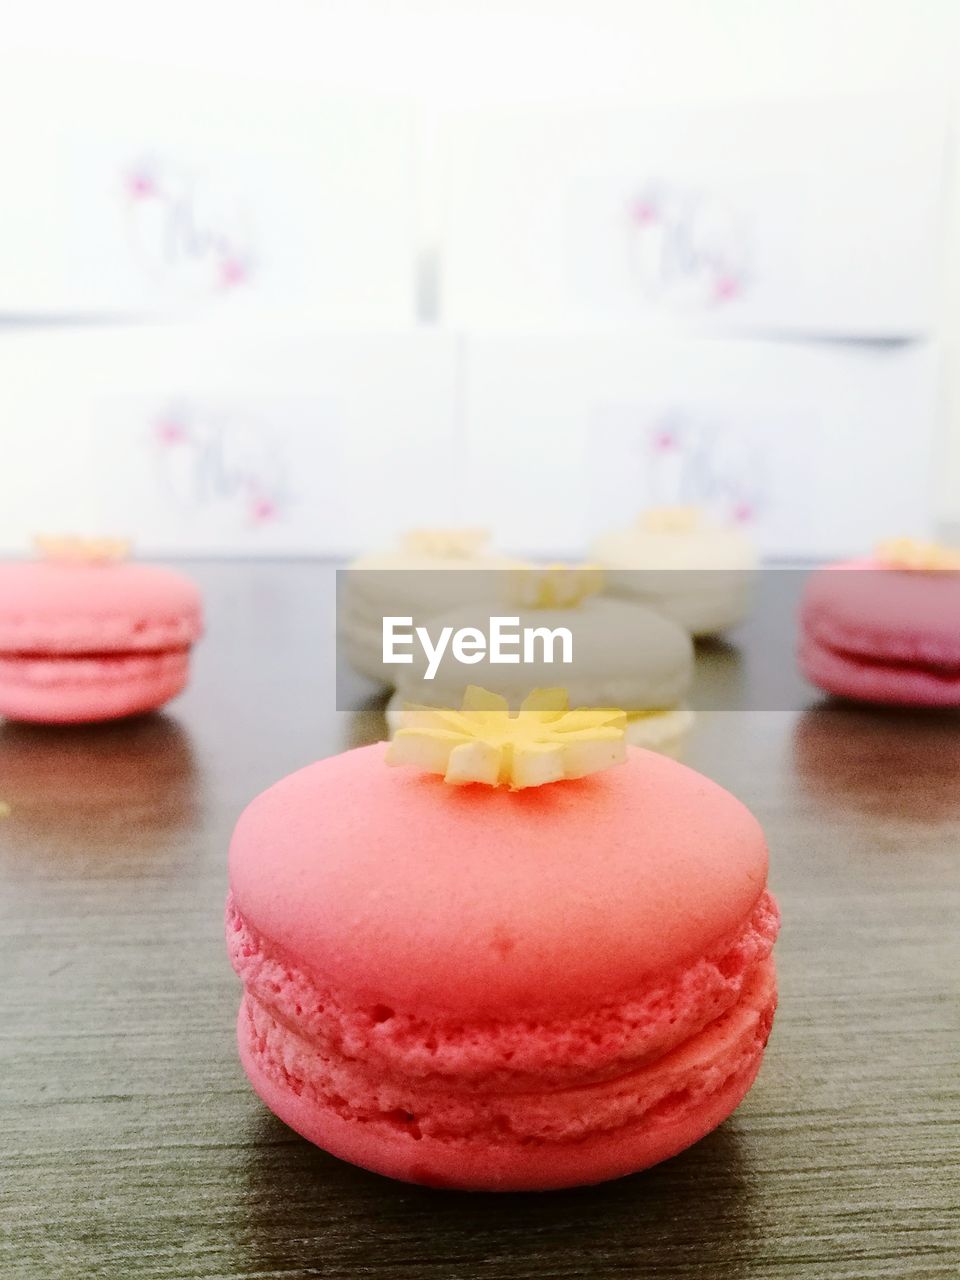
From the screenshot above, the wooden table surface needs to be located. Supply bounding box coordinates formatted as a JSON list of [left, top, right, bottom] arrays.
[[2, 562, 958, 1280]]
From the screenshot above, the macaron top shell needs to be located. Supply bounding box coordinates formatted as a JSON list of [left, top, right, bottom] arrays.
[[591, 524, 757, 573], [344, 553, 524, 617], [0, 561, 203, 654], [801, 558, 960, 660], [228, 743, 768, 1019], [349, 550, 521, 574]]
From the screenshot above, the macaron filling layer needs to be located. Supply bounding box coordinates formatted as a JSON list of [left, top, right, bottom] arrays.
[[237, 957, 775, 1148], [802, 607, 960, 668], [0, 648, 190, 689], [227, 889, 778, 1092], [805, 640, 960, 680]]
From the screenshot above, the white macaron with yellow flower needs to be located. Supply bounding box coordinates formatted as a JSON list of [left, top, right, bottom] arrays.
[[339, 528, 523, 687], [591, 507, 758, 638], [385, 564, 695, 758]]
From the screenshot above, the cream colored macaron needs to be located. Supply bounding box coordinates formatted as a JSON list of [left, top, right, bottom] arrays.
[[591, 507, 758, 637], [385, 566, 695, 758], [340, 529, 522, 686]]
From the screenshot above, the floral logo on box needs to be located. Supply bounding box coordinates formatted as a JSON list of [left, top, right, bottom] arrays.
[[645, 410, 764, 524], [151, 402, 287, 526], [123, 154, 256, 297], [626, 183, 751, 308], [591, 401, 767, 529]]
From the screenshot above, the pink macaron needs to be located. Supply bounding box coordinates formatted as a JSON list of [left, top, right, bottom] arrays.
[[226, 738, 779, 1191], [0, 556, 203, 723], [799, 554, 960, 707]]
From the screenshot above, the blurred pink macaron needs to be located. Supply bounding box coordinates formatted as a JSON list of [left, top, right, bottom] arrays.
[[799, 541, 960, 707], [0, 546, 203, 723]]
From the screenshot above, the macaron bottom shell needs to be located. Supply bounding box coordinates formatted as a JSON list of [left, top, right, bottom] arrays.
[[601, 573, 753, 638], [236, 957, 776, 1193], [800, 637, 960, 707], [0, 648, 191, 723], [337, 604, 396, 687]]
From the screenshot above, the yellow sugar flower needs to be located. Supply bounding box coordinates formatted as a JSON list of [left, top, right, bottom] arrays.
[[875, 537, 960, 572], [506, 564, 604, 609], [387, 686, 627, 790], [640, 506, 702, 534], [401, 528, 490, 559], [34, 535, 130, 564]]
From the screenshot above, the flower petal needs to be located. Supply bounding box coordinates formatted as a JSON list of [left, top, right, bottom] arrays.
[[386, 686, 627, 789], [445, 739, 501, 786], [462, 686, 510, 713], [387, 728, 468, 775], [519, 688, 569, 717], [549, 708, 627, 735], [562, 736, 627, 779], [512, 742, 566, 789]]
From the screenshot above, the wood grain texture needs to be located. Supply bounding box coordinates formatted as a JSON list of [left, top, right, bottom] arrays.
[[1, 562, 958, 1279]]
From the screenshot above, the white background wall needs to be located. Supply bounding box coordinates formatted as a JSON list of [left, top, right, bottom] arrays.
[[2, 0, 959, 548]]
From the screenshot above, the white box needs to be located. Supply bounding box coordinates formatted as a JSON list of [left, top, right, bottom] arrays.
[[460, 334, 941, 560], [0, 324, 460, 555], [440, 96, 946, 339], [0, 58, 417, 323]]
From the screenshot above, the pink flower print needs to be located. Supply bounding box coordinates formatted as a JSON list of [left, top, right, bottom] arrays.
[[630, 198, 659, 226], [713, 274, 741, 302], [155, 419, 188, 446], [732, 501, 755, 525], [652, 429, 679, 454], [126, 170, 157, 200], [219, 255, 249, 290], [250, 495, 278, 524]]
